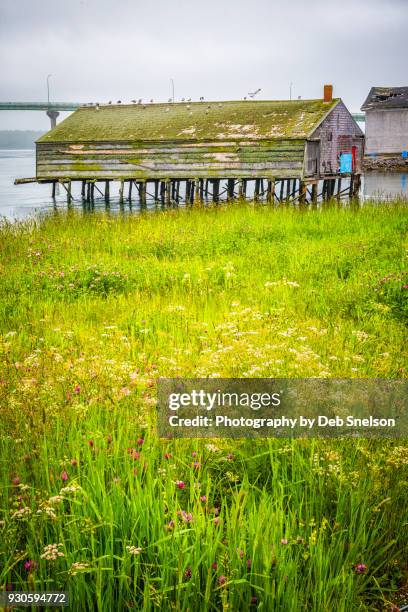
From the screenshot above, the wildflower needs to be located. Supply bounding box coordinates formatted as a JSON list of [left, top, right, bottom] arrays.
[[127, 448, 140, 460], [214, 516, 220, 526], [251, 596, 257, 604], [70, 459, 78, 467], [88, 439, 94, 448], [167, 520, 175, 529], [74, 385, 81, 394], [126, 545, 142, 555], [176, 480, 185, 490], [192, 451, 197, 458], [354, 563, 367, 574], [12, 476, 21, 486], [24, 560, 37, 572], [280, 538, 288, 545], [247, 558, 252, 569], [200, 495, 207, 503], [69, 562, 90, 576], [227, 453, 234, 461], [211, 562, 218, 570], [237, 548, 244, 559], [218, 575, 226, 585], [184, 566, 192, 580], [40, 543, 64, 561], [137, 438, 144, 446], [120, 387, 131, 396], [164, 453, 172, 460], [61, 471, 69, 482], [193, 462, 200, 470]]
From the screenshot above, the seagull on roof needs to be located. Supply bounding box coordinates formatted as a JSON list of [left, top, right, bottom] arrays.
[[199, 96, 204, 101], [117, 100, 122, 104], [181, 97, 185, 102], [137, 99, 142, 104], [248, 88, 261, 98], [131, 99, 136, 103], [108, 101, 112, 104], [150, 99, 154, 103], [187, 98, 191, 102]]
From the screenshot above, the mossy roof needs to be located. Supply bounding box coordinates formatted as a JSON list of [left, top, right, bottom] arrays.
[[37, 98, 340, 144]]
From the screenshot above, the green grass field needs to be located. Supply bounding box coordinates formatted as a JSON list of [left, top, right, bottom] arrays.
[[0, 201, 407, 610]]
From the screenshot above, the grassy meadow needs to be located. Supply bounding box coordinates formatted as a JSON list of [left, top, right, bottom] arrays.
[[0, 200, 407, 610]]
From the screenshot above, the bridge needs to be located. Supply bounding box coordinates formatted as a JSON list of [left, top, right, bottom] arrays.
[[0, 101, 366, 129]]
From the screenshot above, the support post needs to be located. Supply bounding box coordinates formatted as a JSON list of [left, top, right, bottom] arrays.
[[238, 179, 244, 199], [81, 180, 86, 198], [286, 179, 291, 202], [52, 181, 56, 199], [140, 181, 146, 207], [336, 178, 342, 200], [299, 181, 307, 204], [353, 174, 361, 197], [254, 179, 260, 201], [194, 178, 200, 204], [128, 181, 133, 202], [165, 180, 171, 206], [67, 180, 72, 204], [267, 180, 274, 203], [279, 180, 284, 202], [213, 179, 220, 203], [105, 180, 110, 203], [311, 183, 318, 204], [119, 180, 124, 204], [90, 182, 95, 203], [227, 178, 235, 201]]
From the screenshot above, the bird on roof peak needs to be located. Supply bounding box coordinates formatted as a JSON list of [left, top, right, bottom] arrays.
[[137, 99, 142, 104], [131, 99, 136, 103]]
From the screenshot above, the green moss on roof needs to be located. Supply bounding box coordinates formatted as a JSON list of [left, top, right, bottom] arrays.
[[37, 99, 340, 144]]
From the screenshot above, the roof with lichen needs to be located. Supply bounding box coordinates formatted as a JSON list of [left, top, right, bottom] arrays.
[[37, 99, 341, 143], [361, 87, 408, 111]]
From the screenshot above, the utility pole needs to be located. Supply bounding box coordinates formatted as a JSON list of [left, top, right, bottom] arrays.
[[171, 78, 175, 103]]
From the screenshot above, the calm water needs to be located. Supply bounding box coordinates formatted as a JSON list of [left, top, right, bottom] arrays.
[[1, 149, 407, 221]]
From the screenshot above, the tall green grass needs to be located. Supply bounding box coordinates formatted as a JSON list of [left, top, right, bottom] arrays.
[[0, 201, 407, 610]]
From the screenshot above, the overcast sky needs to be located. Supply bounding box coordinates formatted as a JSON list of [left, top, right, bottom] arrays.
[[0, 0, 406, 130]]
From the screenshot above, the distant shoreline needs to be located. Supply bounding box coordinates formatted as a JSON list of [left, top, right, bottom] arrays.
[[0, 130, 44, 149]]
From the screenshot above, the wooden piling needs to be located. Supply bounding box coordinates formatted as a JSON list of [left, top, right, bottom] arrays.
[[52, 181, 56, 199], [266, 179, 275, 203], [336, 178, 342, 200], [105, 180, 110, 203], [67, 180, 72, 204], [279, 180, 284, 202], [119, 180, 124, 204], [311, 183, 318, 204], [139, 181, 146, 207], [299, 181, 307, 204], [227, 178, 235, 200], [81, 180, 86, 198], [213, 179, 220, 203], [286, 179, 291, 202], [128, 181, 133, 202], [254, 179, 260, 201]]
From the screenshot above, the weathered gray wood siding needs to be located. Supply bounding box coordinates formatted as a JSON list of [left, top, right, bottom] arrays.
[[36, 139, 306, 181], [365, 109, 408, 155], [311, 101, 364, 175]]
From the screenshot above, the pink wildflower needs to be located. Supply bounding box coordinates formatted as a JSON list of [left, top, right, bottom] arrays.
[[176, 480, 185, 490], [200, 495, 207, 503], [280, 538, 288, 545], [61, 471, 69, 482], [218, 575, 226, 585], [354, 563, 367, 574], [74, 385, 81, 394]]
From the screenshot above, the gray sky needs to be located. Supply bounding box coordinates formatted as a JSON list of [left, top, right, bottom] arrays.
[[0, 0, 406, 130]]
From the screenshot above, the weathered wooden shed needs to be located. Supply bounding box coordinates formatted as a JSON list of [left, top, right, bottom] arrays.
[[361, 86, 408, 170], [32, 86, 363, 204]]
